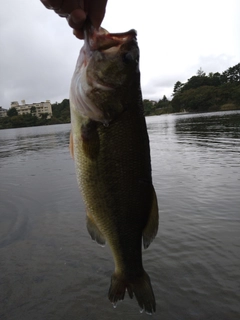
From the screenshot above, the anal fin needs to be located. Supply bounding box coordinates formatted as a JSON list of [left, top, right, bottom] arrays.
[[86, 213, 106, 246], [143, 186, 159, 249]]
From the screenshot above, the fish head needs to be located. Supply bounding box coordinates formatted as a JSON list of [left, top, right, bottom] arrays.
[[70, 27, 140, 125]]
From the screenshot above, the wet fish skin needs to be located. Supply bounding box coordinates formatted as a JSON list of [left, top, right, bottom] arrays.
[[70, 27, 159, 314]]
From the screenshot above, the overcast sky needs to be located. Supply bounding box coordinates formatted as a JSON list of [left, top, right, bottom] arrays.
[[1, 0, 239, 109]]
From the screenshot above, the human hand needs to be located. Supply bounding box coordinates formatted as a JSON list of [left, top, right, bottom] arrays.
[[40, 0, 108, 39]]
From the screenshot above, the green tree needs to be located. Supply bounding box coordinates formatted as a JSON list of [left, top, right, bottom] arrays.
[[143, 99, 156, 116], [40, 113, 49, 120], [223, 63, 240, 83], [182, 75, 211, 91], [30, 106, 36, 115], [156, 96, 170, 109], [7, 107, 18, 117], [209, 73, 222, 86], [10, 115, 25, 127], [197, 67, 206, 77], [171, 62, 240, 113], [173, 81, 184, 95], [52, 99, 70, 122]]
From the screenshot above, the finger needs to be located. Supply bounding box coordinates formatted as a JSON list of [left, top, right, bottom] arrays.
[[40, 0, 63, 10], [73, 29, 85, 40], [88, 0, 108, 29], [69, 8, 86, 27], [55, 0, 84, 15]]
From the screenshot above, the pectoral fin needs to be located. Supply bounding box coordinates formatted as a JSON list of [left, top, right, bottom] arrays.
[[143, 186, 159, 249], [86, 213, 106, 246]]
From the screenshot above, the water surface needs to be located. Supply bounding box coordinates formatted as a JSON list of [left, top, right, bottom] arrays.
[[0, 112, 240, 320]]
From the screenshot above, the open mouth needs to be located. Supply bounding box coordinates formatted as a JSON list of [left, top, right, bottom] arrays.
[[86, 27, 137, 52]]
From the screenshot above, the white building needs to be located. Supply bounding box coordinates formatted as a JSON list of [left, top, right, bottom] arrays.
[[0, 106, 7, 117], [10, 100, 52, 118]]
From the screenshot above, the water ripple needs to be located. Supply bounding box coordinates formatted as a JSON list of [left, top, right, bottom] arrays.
[[1, 113, 240, 319]]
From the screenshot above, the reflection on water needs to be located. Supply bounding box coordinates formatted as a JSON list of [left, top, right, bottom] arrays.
[[175, 111, 240, 149], [0, 124, 70, 161], [0, 112, 240, 320], [176, 111, 240, 135]]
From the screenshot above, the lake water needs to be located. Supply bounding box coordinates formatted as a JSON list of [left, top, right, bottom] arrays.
[[0, 111, 240, 320]]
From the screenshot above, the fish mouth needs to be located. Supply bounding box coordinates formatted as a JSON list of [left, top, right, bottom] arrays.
[[85, 25, 137, 52]]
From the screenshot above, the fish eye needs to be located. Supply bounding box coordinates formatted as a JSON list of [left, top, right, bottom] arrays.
[[122, 52, 135, 64]]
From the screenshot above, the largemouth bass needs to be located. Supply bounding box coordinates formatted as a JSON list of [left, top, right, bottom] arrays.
[[69, 26, 159, 314]]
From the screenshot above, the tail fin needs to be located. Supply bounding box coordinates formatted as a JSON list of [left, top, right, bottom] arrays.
[[108, 270, 156, 314]]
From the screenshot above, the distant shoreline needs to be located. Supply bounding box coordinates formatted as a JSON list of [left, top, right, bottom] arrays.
[[1, 108, 240, 130]]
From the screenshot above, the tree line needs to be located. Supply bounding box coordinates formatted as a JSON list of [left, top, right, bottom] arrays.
[[171, 63, 240, 113], [1, 63, 239, 129], [143, 62, 240, 115]]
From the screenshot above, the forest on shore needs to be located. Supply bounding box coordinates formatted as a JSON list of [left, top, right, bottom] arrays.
[[1, 62, 239, 129], [143, 62, 240, 115]]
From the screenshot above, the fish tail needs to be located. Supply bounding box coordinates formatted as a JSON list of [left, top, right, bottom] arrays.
[[108, 270, 156, 314]]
